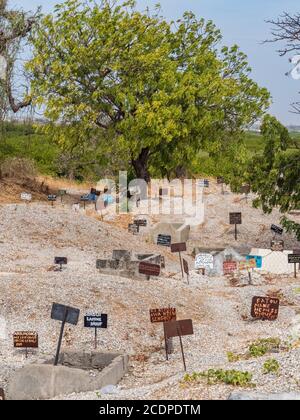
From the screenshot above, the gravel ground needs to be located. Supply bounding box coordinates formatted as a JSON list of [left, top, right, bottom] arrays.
[[0, 184, 300, 400]]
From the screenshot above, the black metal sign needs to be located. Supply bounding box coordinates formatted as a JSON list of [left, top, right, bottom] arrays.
[[288, 254, 300, 278], [51, 303, 80, 366], [84, 314, 108, 329], [51, 303, 79, 325], [157, 234, 171, 247], [54, 257, 68, 271], [134, 219, 147, 227], [230, 212, 242, 225], [271, 224, 283, 236], [229, 212, 242, 240]]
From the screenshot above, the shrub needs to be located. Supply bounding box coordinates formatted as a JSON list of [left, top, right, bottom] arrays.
[[262, 359, 280, 375]]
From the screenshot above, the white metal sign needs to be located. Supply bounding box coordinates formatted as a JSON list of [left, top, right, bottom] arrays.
[[195, 253, 214, 269], [20, 193, 32, 202]]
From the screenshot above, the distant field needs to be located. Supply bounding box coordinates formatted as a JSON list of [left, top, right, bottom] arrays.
[[244, 131, 300, 154]]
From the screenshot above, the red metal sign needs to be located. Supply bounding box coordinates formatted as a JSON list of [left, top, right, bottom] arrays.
[[150, 308, 176, 323]]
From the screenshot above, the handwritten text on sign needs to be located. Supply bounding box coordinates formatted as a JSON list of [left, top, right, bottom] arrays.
[[251, 296, 279, 321], [195, 253, 214, 270], [223, 261, 237, 275], [150, 308, 177, 323], [13, 331, 38, 348]]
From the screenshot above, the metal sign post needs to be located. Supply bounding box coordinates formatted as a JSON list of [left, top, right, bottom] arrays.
[[229, 213, 242, 241], [150, 308, 176, 360], [171, 243, 187, 279], [163, 319, 194, 371], [288, 254, 300, 279], [51, 303, 80, 366], [183, 259, 189, 285], [84, 314, 108, 350]]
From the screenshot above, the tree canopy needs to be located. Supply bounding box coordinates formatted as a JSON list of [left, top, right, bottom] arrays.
[[27, 0, 270, 181]]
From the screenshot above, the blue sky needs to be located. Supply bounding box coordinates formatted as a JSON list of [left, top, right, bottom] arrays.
[[10, 0, 300, 125]]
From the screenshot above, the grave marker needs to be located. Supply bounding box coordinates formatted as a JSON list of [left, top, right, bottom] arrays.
[[47, 195, 57, 207], [288, 254, 300, 278], [271, 224, 283, 236], [128, 223, 139, 235], [217, 177, 225, 194], [246, 255, 262, 269], [198, 179, 209, 188], [163, 319, 194, 371], [195, 253, 214, 272], [271, 240, 284, 252], [51, 303, 80, 366], [294, 249, 300, 271], [157, 234, 171, 247], [58, 190, 67, 203], [80, 194, 90, 209], [0, 388, 5, 400], [134, 219, 147, 227], [251, 296, 279, 321], [183, 258, 189, 285], [239, 259, 256, 284], [150, 307, 176, 359], [84, 313, 108, 349], [139, 262, 160, 279], [223, 261, 237, 275], [54, 257, 68, 271], [171, 243, 187, 279], [13, 331, 38, 358], [20, 192, 32, 203], [229, 212, 242, 240]]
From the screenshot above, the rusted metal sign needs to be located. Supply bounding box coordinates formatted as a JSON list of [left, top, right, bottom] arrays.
[[251, 296, 279, 321], [150, 308, 177, 323], [0, 388, 5, 400], [163, 319, 194, 371], [164, 319, 194, 339], [139, 262, 161, 277], [229, 212, 242, 225], [171, 242, 187, 253], [271, 240, 284, 252], [223, 261, 237, 275], [13, 331, 38, 348], [183, 259, 189, 276]]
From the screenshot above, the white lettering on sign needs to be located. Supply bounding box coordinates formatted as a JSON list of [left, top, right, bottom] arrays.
[[20, 193, 32, 202], [195, 253, 214, 269]]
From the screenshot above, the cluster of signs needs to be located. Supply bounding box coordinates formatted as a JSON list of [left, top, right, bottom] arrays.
[[149, 307, 193, 371]]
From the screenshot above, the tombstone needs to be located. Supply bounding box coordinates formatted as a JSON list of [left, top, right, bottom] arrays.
[[251, 296, 279, 321], [13, 331, 38, 359], [229, 212, 242, 240]]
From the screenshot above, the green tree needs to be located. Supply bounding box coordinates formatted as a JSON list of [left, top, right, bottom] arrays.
[[247, 115, 300, 239], [28, 0, 269, 181]]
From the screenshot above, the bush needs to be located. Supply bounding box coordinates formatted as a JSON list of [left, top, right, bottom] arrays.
[[183, 369, 254, 387], [262, 359, 280, 375], [0, 157, 37, 179]]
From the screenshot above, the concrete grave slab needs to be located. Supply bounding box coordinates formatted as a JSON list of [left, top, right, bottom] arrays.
[[151, 222, 190, 244], [250, 248, 294, 275], [8, 351, 128, 400]]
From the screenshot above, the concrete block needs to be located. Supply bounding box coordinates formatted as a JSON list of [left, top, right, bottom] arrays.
[[151, 222, 190, 244], [8, 351, 128, 400]]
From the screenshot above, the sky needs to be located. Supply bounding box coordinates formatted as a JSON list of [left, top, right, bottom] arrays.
[[9, 0, 300, 126]]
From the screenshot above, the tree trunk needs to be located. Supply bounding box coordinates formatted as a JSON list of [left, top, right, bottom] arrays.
[[131, 147, 151, 183]]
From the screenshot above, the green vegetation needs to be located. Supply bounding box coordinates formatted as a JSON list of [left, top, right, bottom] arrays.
[[248, 338, 281, 358], [183, 369, 254, 387], [262, 359, 280, 375], [27, 0, 269, 182], [227, 338, 284, 362], [0, 121, 59, 175]]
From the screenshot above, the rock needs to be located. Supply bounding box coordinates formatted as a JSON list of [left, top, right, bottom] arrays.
[[228, 392, 300, 400], [100, 385, 119, 395]]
